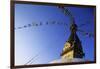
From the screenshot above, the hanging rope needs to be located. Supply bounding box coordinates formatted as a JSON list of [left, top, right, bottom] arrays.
[[24, 54, 39, 65], [15, 21, 68, 30], [78, 29, 94, 37], [58, 5, 75, 24]]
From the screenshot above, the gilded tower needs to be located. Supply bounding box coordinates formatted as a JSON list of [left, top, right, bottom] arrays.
[[61, 23, 85, 60]]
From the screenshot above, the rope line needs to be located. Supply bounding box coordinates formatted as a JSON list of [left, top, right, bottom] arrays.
[[15, 21, 68, 30]]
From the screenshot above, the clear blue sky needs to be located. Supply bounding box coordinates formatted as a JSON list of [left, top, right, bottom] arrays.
[[15, 3, 95, 65]]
